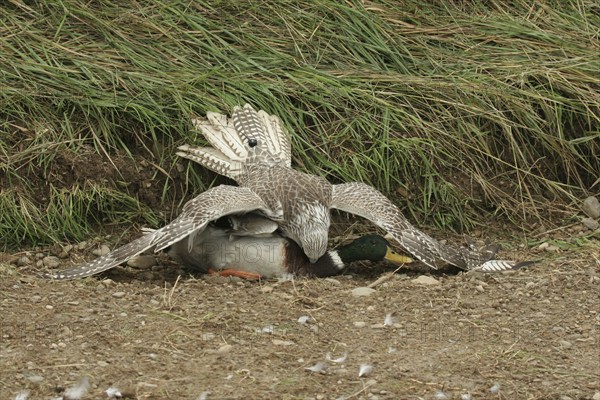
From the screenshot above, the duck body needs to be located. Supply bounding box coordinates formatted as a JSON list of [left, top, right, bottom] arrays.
[[168, 215, 411, 279]]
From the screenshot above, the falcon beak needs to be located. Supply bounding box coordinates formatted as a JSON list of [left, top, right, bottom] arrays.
[[384, 247, 413, 266]]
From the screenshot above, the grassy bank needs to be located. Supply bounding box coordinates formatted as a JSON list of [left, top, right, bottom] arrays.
[[1, 0, 598, 249]]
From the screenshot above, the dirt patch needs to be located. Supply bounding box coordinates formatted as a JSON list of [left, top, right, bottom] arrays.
[[1, 243, 598, 399]]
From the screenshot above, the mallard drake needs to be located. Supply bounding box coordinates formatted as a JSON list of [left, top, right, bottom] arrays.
[[46, 214, 412, 280]]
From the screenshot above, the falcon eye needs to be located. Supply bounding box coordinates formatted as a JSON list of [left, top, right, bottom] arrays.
[[248, 138, 258, 148]]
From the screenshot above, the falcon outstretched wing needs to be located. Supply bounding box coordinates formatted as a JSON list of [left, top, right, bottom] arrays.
[[45, 185, 270, 280]]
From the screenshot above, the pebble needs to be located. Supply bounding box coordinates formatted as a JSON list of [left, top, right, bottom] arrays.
[[559, 340, 572, 349], [272, 339, 294, 346], [582, 217, 599, 231], [17, 256, 32, 266], [92, 245, 111, 256], [592, 391, 600, 400], [127, 255, 157, 269], [97, 360, 109, 367], [475, 285, 485, 293], [325, 278, 341, 286], [582, 196, 600, 218], [260, 285, 274, 293], [112, 291, 126, 298], [351, 287, 376, 297], [30, 295, 42, 303], [354, 321, 366, 328], [412, 275, 440, 285], [24, 373, 44, 383], [42, 256, 60, 268], [217, 344, 233, 353]]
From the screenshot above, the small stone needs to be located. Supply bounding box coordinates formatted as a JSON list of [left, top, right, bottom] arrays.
[[30, 295, 42, 303], [260, 285, 274, 293], [354, 321, 366, 328], [582, 196, 600, 218], [582, 217, 599, 231], [325, 278, 341, 286], [92, 245, 111, 256], [558, 340, 572, 348], [112, 291, 126, 298], [272, 339, 294, 346], [24, 373, 44, 383], [351, 287, 376, 297], [127, 255, 157, 269], [475, 285, 485, 293], [17, 256, 32, 266], [42, 256, 60, 269], [545, 245, 560, 252], [538, 242, 549, 250], [592, 391, 600, 400], [217, 344, 233, 353], [77, 241, 88, 250], [45, 305, 53, 310], [97, 360, 109, 367], [412, 275, 440, 285]]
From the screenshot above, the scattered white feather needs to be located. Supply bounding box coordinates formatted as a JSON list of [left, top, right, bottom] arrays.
[[105, 387, 122, 398], [434, 391, 448, 400], [63, 377, 90, 400], [325, 352, 347, 363], [305, 362, 328, 373], [197, 391, 209, 400], [358, 364, 373, 377], [224, 374, 233, 380], [297, 315, 310, 324], [14, 391, 29, 400], [277, 273, 294, 282], [387, 347, 397, 353], [256, 325, 274, 334], [383, 312, 395, 327], [490, 383, 501, 394], [461, 394, 472, 400]]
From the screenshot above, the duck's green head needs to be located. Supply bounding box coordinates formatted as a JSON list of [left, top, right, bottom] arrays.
[[336, 234, 413, 265]]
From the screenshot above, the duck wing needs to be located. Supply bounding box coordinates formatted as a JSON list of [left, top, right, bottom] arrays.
[[331, 182, 488, 270], [45, 185, 271, 280]]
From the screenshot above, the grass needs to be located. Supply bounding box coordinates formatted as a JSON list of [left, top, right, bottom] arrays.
[[0, 0, 598, 249]]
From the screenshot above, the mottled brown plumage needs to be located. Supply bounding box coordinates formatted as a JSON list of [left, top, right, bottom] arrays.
[[46, 104, 529, 280]]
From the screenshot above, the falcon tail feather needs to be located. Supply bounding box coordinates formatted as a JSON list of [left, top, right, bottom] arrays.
[[180, 104, 291, 179]]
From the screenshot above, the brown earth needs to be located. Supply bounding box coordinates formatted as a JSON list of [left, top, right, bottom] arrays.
[[1, 138, 599, 399], [0, 233, 598, 400]]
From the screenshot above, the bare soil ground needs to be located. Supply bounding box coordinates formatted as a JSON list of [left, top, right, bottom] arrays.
[[1, 237, 598, 400]]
